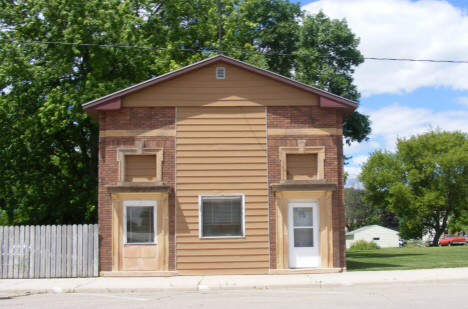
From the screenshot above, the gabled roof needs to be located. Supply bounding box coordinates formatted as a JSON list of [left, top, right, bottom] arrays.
[[83, 54, 358, 121], [346, 225, 399, 236]]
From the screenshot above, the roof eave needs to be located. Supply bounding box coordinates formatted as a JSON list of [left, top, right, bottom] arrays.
[[82, 54, 358, 121]]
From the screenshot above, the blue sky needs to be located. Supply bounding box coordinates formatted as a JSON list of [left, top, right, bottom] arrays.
[[299, 0, 468, 183]]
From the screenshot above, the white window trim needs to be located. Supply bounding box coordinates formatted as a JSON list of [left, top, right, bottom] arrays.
[[198, 194, 245, 239], [123, 200, 157, 245]]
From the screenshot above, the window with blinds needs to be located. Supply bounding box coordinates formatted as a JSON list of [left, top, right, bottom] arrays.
[[200, 195, 244, 237]]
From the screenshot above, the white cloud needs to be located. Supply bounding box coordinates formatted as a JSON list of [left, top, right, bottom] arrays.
[[344, 139, 380, 156], [367, 102, 468, 150], [303, 0, 468, 96], [344, 166, 362, 184], [344, 102, 468, 178], [456, 96, 468, 108], [351, 155, 369, 166]]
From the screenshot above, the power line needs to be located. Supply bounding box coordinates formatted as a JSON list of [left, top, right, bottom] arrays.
[[1, 38, 468, 64]]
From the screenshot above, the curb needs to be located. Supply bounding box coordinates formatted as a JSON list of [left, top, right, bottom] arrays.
[[3, 278, 468, 295]]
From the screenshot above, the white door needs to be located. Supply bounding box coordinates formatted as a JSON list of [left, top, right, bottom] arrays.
[[288, 202, 320, 268]]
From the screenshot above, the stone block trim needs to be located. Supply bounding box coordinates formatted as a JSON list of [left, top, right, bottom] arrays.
[[98, 108, 176, 272], [267, 107, 345, 269]]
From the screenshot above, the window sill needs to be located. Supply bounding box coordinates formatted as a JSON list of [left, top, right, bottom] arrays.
[[270, 180, 337, 192], [200, 236, 246, 239], [106, 182, 172, 193]]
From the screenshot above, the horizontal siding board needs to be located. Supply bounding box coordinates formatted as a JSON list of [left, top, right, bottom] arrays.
[[178, 106, 264, 114], [124, 79, 317, 92], [142, 86, 294, 94], [176, 183, 267, 190], [176, 229, 269, 237], [176, 235, 269, 243], [177, 209, 268, 217], [176, 190, 268, 197], [176, 144, 267, 151], [177, 177, 268, 184], [177, 216, 268, 224], [124, 99, 316, 107], [177, 119, 266, 126], [177, 125, 266, 131], [177, 138, 266, 145], [177, 268, 269, 275], [176, 196, 269, 204], [177, 157, 266, 164], [176, 242, 269, 250], [179, 222, 268, 232], [124, 93, 313, 101], [177, 151, 267, 158], [176, 249, 269, 257], [177, 131, 265, 138], [176, 261, 269, 270], [175, 163, 267, 170], [177, 255, 269, 263], [177, 170, 267, 177], [176, 208, 268, 214]]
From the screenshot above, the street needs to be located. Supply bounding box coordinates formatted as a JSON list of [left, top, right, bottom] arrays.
[[2, 281, 467, 309]]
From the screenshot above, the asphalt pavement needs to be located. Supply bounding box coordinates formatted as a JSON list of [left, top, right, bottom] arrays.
[[1, 267, 468, 297]]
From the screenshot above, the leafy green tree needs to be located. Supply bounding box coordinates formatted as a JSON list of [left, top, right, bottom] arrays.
[[345, 187, 380, 232], [448, 213, 468, 235], [0, 0, 370, 225], [345, 181, 398, 232], [360, 129, 468, 245], [294, 11, 370, 145]]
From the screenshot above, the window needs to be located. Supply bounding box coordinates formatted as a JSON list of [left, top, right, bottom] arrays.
[[199, 195, 244, 237], [286, 154, 318, 180], [373, 237, 380, 241], [124, 201, 157, 244]]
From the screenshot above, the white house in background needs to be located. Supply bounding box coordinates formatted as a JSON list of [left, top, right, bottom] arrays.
[[346, 225, 399, 249]]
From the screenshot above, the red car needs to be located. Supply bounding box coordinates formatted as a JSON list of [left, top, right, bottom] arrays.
[[438, 235, 467, 246]]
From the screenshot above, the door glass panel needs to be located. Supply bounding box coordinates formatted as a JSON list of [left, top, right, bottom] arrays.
[[294, 228, 314, 247], [293, 207, 313, 227]]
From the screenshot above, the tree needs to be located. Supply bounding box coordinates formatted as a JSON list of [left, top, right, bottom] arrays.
[[360, 129, 468, 245], [294, 11, 370, 145], [0, 0, 370, 225], [345, 186, 380, 232], [345, 180, 398, 232]]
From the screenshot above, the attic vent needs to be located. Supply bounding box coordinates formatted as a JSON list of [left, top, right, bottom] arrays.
[[216, 67, 225, 79]]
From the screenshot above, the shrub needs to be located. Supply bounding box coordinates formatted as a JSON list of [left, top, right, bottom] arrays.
[[348, 240, 380, 251]]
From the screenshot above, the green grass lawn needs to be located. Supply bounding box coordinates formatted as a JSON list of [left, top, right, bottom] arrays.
[[346, 246, 468, 271]]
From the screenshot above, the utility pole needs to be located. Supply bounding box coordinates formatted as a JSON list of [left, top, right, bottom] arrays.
[[218, 0, 222, 54]]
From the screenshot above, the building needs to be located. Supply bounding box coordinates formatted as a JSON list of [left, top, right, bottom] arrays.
[[346, 225, 400, 249], [83, 55, 357, 276]]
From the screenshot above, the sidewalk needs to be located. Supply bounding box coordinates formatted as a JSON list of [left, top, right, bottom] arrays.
[[1, 267, 468, 296]]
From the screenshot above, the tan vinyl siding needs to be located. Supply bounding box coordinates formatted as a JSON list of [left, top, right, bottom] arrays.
[[125, 155, 157, 182], [122, 63, 319, 108], [176, 106, 269, 275], [286, 154, 318, 180]]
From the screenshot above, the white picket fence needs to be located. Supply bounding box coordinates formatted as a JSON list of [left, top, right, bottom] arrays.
[[0, 224, 99, 279]]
